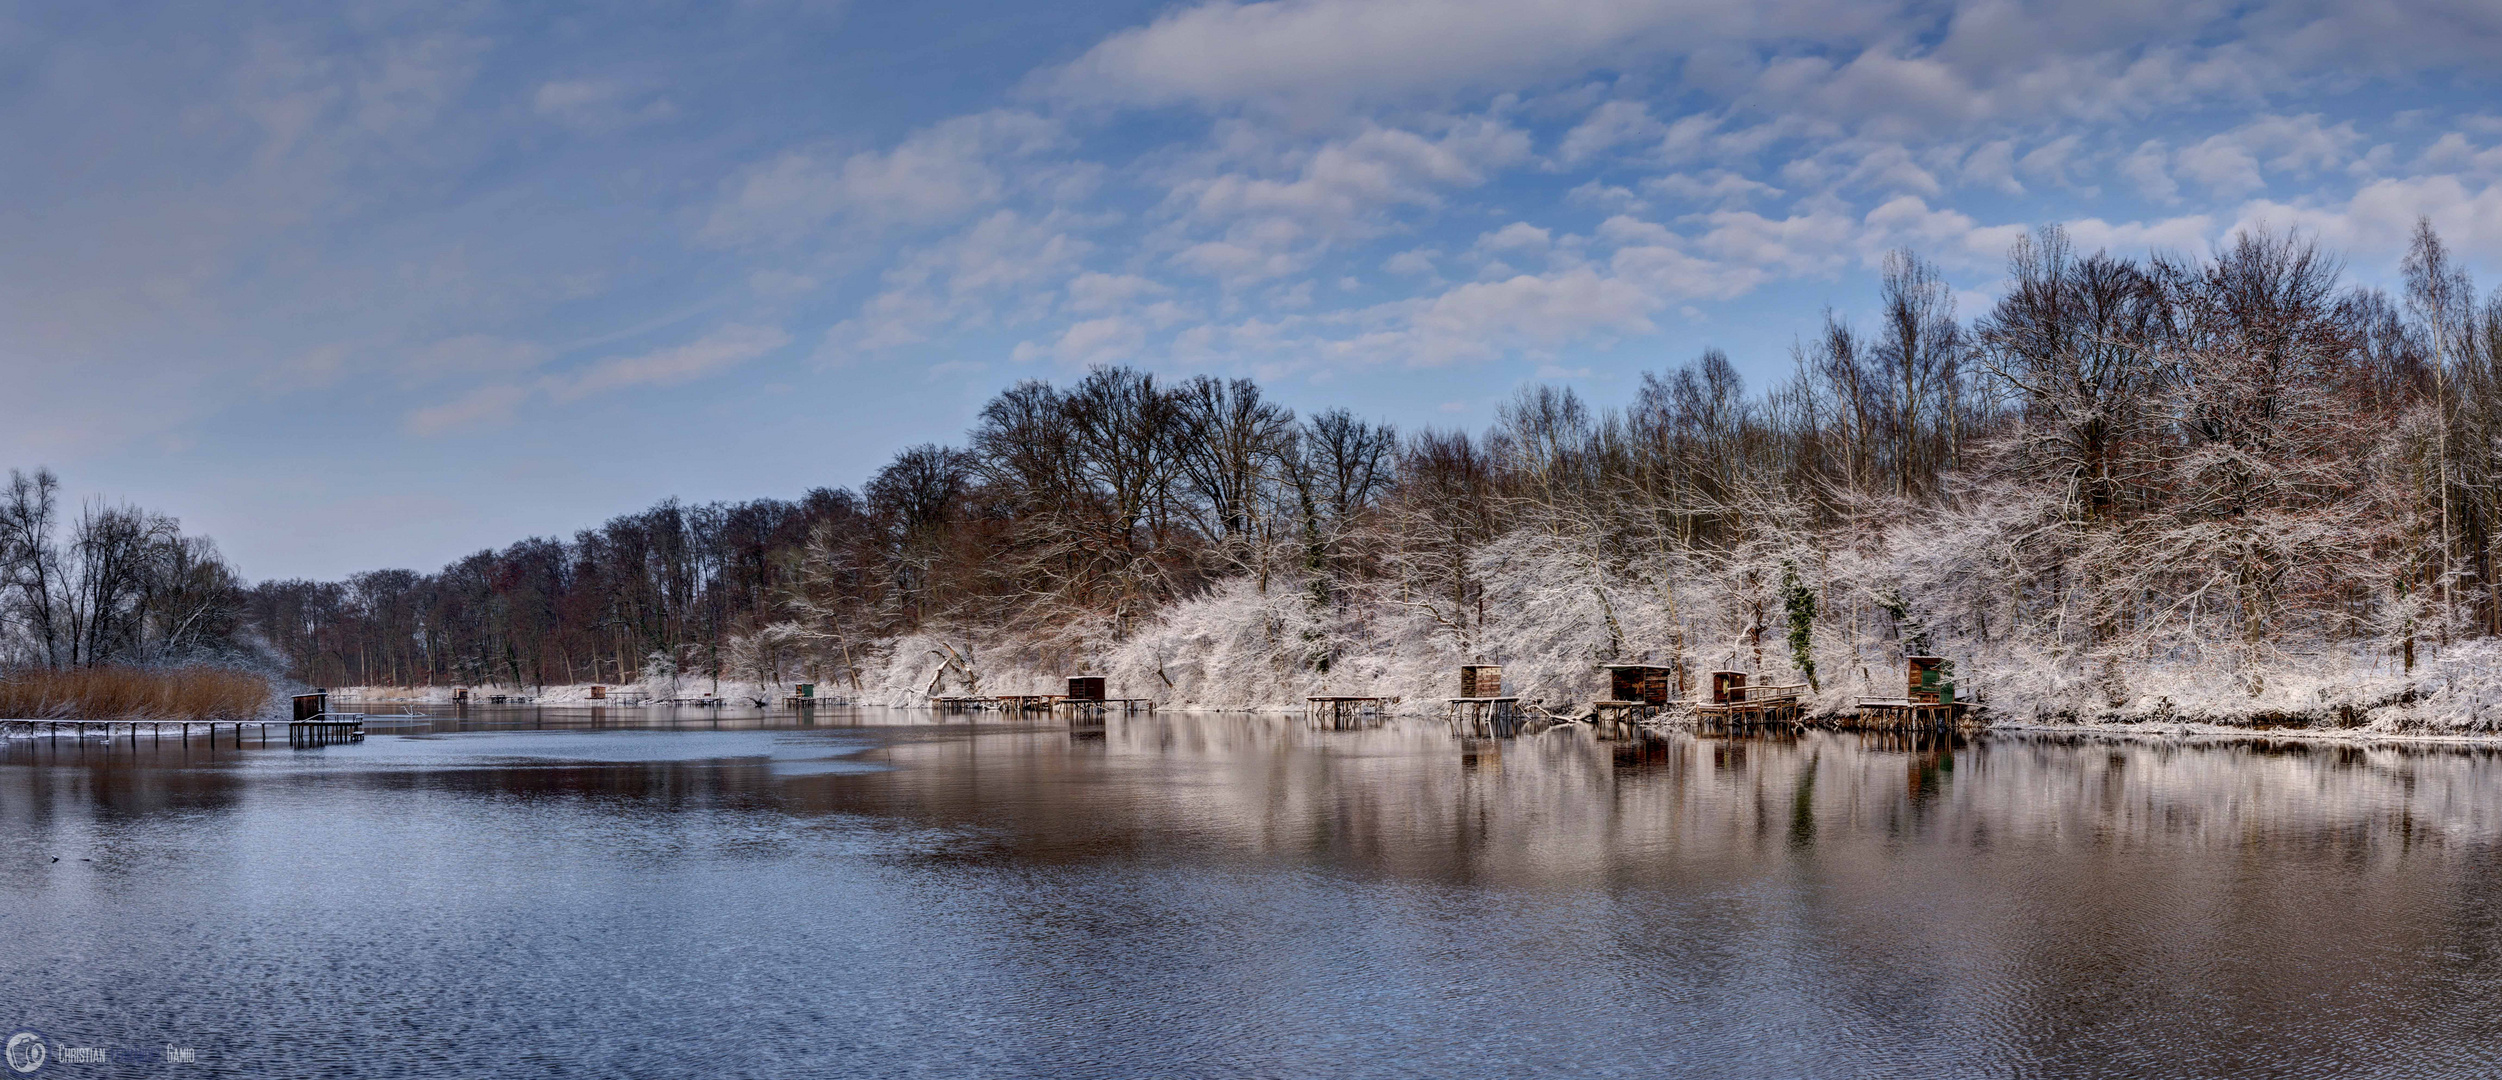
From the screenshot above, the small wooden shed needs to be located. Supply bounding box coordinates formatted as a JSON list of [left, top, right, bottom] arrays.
[[1710, 670, 1748, 705], [292, 692, 328, 722], [1907, 656, 1953, 705], [1066, 676, 1107, 702], [1605, 665, 1675, 706], [1459, 664, 1503, 699], [589, 684, 607, 700]]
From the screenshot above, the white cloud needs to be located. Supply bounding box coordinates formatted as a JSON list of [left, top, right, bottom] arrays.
[[1475, 222, 1552, 257], [2059, 213, 2218, 256], [2018, 134, 2086, 186], [1641, 170, 1781, 207], [1691, 206, 1860, 276], [1042, 0, 1759, 111], [532, 79, 677, 131], [403, 335, 548, 384], [1045, 0, 2498, 141], [1390, 266, 1659, 365], [1609, 240, 1761, 300], [2176, 139, 2265, 196], [748, 270, 821, 297], [1558, 100, 1666, 165], [2177, 114, 2364, 196], [1960, 140, 2022, 195], [2120, 140, 2179, 202], [1566, 181, 1648, 212], [1012, 316, 1147, 367], [1173, 239, 1301, 283], [552, 324, 792, 402], [829, 211, 1094, 351], [2236, 175, 2502, 262], [1176, 121, 1527, 232], [1157, 119, 1528, 284], [407, 324, 791, 432], [2423, 133, 2502, 178], [1066, 272, 1172, 314], [1861, 195, 2027, 267], [1383, 248, 1440, 275], [703, 111, 1067, 244], [405, 383, 528, 435]]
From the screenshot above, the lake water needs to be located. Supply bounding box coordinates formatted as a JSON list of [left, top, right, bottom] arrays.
[[6, 706, 2502, 1078]]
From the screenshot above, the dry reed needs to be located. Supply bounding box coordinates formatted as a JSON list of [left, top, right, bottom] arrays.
[[0, 665, 272, 721]]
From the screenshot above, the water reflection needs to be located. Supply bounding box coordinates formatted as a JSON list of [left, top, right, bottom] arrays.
[[5, 706, 2502, 1077]]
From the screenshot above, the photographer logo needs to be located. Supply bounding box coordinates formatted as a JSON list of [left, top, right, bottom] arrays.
[[3, 1030, 46, 1075]]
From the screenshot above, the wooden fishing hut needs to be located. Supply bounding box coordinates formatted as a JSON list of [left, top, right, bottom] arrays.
[[1592, 664, 1675, 723], [1853, 656, 1965, 729], [286, 691, 364, 744], [1692, 670, 1805, 728], [1056, 675, 1153, 719], [1447, 664, 1520, 735]]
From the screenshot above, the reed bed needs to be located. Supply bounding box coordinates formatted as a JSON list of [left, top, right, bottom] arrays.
[[0, 665, 272, 721]]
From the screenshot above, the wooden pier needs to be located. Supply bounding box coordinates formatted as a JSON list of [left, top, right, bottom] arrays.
[[1052, 675, 1152, 719], [782, 683, 842, 708], [1447, 697, 1524, 735], [1305, 696, 1388, 728], [3, 718, 294, 746], [288, 717, 366, 745], [3, 709, 366, 747], [1058, 698, 1154, 719], [1846, 699, 1963, 728], [1692, 672, 1806, 729], [1849, 656, 1969, 729]]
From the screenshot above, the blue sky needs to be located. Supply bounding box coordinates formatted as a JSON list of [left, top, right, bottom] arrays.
[[4, 0, 2500, 580]]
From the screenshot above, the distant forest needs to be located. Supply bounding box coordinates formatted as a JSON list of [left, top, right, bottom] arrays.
[[8, 223, 2502, 715]]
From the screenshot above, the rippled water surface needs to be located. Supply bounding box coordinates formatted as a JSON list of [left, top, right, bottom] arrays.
[[7, 705, 2502, 1078]]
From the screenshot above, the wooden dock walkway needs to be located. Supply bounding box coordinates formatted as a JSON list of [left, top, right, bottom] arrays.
[[1057, 698, 1153, 719], [2, 716, 366, 746], [1306, 696, 1388, 728], [1693, 683, 1806, 729], [1447, 697, 1524, 736], [1843, 698, 1965, 729]]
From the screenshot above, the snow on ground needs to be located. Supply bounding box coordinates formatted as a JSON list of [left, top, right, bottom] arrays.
[[335, 574, 2502, 736]]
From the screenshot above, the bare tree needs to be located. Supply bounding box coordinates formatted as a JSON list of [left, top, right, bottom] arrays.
[[0, 469, 64, 667]]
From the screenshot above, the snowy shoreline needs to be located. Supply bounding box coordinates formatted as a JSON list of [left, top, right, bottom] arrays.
[[313, 677, 2502, 749], [1981, 719, 2502, 748]]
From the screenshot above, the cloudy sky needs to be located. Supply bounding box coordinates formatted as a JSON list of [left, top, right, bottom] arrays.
[[4, 0, 2499, 580]]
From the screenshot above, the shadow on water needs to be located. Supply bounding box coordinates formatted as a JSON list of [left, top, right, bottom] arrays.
[[7, 704, 2502, 1077]]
